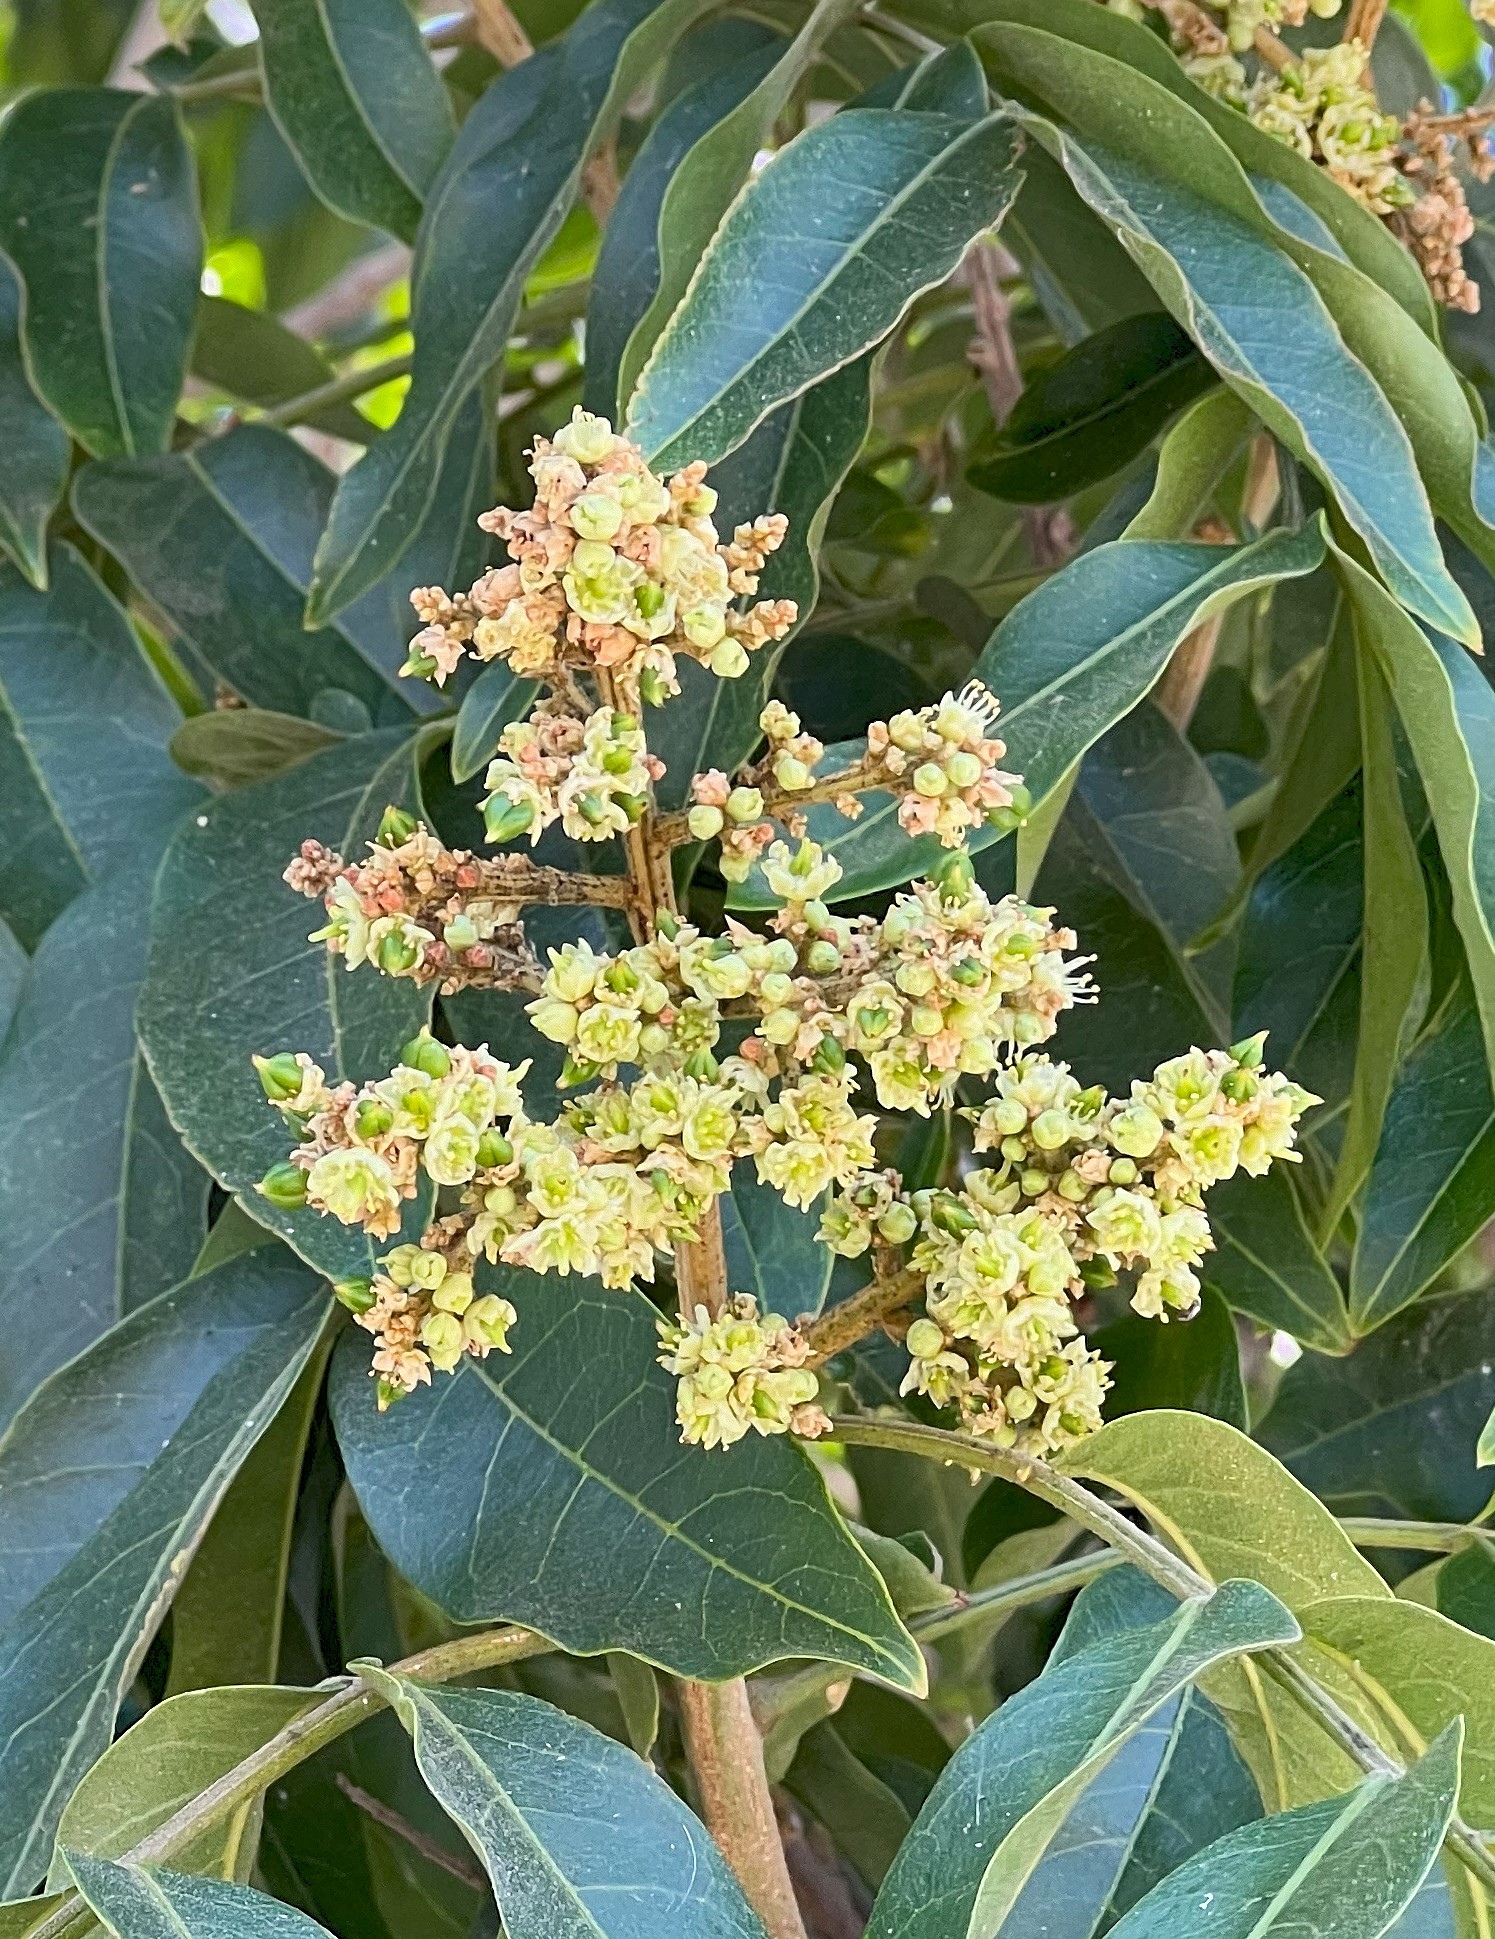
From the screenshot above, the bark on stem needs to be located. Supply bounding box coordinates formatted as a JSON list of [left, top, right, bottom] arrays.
[[678, 1682, 811, 1939], [804, 1268, 922, 1363]]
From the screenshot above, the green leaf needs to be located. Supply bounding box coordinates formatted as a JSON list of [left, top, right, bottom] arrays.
[[721, 1165, 832, 1320], [1000, 141, 1162, 341], [584, 26, 785, 418], [331, 1271, 924, 1688], [967, 312, 1214, 505], [1074, 700, 1239, 1036], [728, 521, 1326, 909], [169, 710, 344, 790], [189, 296, 373, 445], [1350, 983, 1495, 1330], [627, 107, 1023, 472], [1261, 1289, 1495, 1528], [1058, 1409, 1387, 1611], [308, 0, 713, 623], [650, 354, 873, 813], [68, 1857, 335, 1939], [1336, 550, 1495, 1072], [49, 1686, 318, 1888], [0, 543, 200, 948], [252, 0, 454, 243], [1094, 1285, 1247, 1431], [986, 58, 1474, 642], [0, 868, 210, 1434], [449, 663, 540, 786], [165, 1339, 332, 1694], [138, 732, 431, 1281], [0, 255, 68, 587], [1123, 386, 1255, 542], [72, 428, 424, 725], [363, 1674, 766, 1939], [1234, 780, 1362, 1136], [0, 90, 200, 458], [0, 1251, 327, 1893], [785, 1722, 911, 1890], [862, 1579, 1300, 1939], [1105, 1725, 1460, 1939], [1198, 1166, 1350, 1353], [612, 0, 866, 410]]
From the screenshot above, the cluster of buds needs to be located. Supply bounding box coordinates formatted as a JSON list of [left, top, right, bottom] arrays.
[[481, 703, 662, 846], [1245, 44, 1410, 216], [283, 810, 536, 992], [1396, 106, 1491, 315], [686, 701, 845, 882], [865, 683, 1026, 849], [403, 408, 795, 703], [657, 1297, 828, 1449], [336, 1234, 517, 1408]]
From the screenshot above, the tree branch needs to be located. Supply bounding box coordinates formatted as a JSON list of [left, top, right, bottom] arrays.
[[334, 1775, 489, 1889], [803, 1269, 922, 1363]]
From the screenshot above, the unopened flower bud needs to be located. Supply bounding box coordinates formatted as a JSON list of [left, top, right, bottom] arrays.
[[443, 914, 480, 954], [1220, 1067, 1258, 1103], [258, 1161, 309, 1209], [726, 786, 764, 824], [476, 1130, 513, 1168], [1020, 1168, 1049, 1197], [1031, 1109, 1071, 1151], [640, 667, 671, 708], [708, 638, 750, 679], [934, 850, 974, 901], [774, 755, 813, 792], [420, 1309, 464, 1373], [464, 1294, 516, 1353], [254, 1052, 305, 1102], [400, 1031, 451, 1080], [377, 929, 422, 975], [570, 490, 623, 541], [355, 1098, 394, 1141], [1109, 1156, 1139, 1186], [377, 805, 418, 846], [913, 762, 948, 797], [804, 939, 841, 977], [930, 1193, 978, 1236], [905, 1317, 946, 1359], [375, 1377, 407, 1410], [333, 1275, 375, 1314], [1230, 1032, 1267, 1069], [484, 796, 536, 844], [877, 1201, 918, 1244], [688, 804, 725, 840]]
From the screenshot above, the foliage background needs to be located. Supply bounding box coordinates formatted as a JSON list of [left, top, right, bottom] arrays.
[[2, 0, 1495, 1936]]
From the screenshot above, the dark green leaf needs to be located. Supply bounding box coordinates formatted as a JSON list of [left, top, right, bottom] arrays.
[[1336, 550, 1495, 1070], [1199, 1166, 1349, 1352], [650, 354, 873, 812], [69, 1857, 335, 1939], [49, 1686, 318, 1887], [1261, 1289, 1495, 1525], [1000, 141, 1162, 341], [0, 1252, 327, 1893], [0, 544, 200, 948], [1437, 1542, 1495, 1641], [308, 0, 712, 623], [0, 868, 210, 1433], [331, 1272, 924, 1687], [985, 45, 1473, 643], [627, 108, 1023, 471], [0, 255, 68, 587], [449, 663, 538, 786], [138, 732, 431, 1280], [584, 26, 787, 418], [0, 90, 200, 458], [169, 710, 344, 790], [189, 297, 372, 445], [365, 1675, 765, 1939], [253, 0, 454, 243], [1103, 1726, 1459, 1939], [1094, 1285, 1247, 1431], [721, 1165, 832, 1320], [1350, 983, 1495, 1330], [785, 1723, 911, 1890], [967, 312, 1213, 504], [72, 427, 424, 725], [729, 522, 1325, 909], [863, 1580, 1300, 1939]]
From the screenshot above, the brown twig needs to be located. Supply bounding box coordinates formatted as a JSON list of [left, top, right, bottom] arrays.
[[334, 1774, 489, 1889], [803, 1270, 923, 1364], [259, 353, 412, 430], [471, 0, 534, 63], [678, 1682, 810, 1939], [654, 759, 877, 850], [1253, 25, 1295, 71], [1342, 0, 1388, 52]]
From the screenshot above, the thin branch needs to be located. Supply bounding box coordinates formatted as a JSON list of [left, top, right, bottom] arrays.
[[654, 759, 877, 851], [1253, 25, 1295, 71], [1343, 0, 1389, 52], [913, 1550, 1119, 1643], [827, 1414, 1495, 1895], [804, 1270, 923, 1364], [282, 244, 412, 344], [471, 0, 534, 64], [334, 1775, 489, 1889], [1341, 1518, 1495, 1553], [259, 353, 412, 431], [26, 1626, 549, 1939]]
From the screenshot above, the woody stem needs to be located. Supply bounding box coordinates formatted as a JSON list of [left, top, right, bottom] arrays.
[[604, 674, 807, 1939], [804, 1268, 923, 1364]]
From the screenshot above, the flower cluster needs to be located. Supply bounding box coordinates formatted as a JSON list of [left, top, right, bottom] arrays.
[[657, 1297, 827, 1449], [283, 812, 538, 992], [481, 703, 662, 846], [1245, 44, 1410, 216], [813, 1038, 1314, 1455], [403, 408, 795, 702], [1396, 106, 1491, 315], [341, 1235, 518, 1409], [865, 683, 1026, 849]]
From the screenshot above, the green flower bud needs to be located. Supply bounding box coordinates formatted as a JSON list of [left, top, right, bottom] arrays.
[[684, 1047, 720, 1082], [877, 1201, 918, 1245], [810, 1034, 846, 1074], [576, 790, 611, 826], [376, 928, 422, 975], [634, 579, 668, 619], [640, 667, 671, 708], [1056, 1169, 1089, 1203], [984, 805, 1021, 834], [913, 762, 948, 797], [1031, 1108, 1071, 1151], [615, 793, 647, 824], [1000, 1134, 1029, 1165], [687, 804, 723, 843], [570, 490, 623, 542], [400, 1030, 451, 1080], [333, 1275, 376, 1314], [905, 1317, 946, 1359], [930, 1193, 978, 1236], [1019, 1168, 1049, 1197], [420, 1309, 464, 1373], [726, 786, 764, 824], [602, 746, 635, 776], [1108, 1156, 1139, 1186], [934, 850, 974, 902], [774, 756, 813, 792], [464, 1294, 516, 1352], [443, 914, 480, 955], [804, 939, 841, 977], [560, 1054, 599, 1088], [945, 750, 983, 790], [1007, 783, 1032, 818], [1080, 1257, 1118, 1289], [254, 1052, 305, 1103], [377, 805, 418, 846], [355, 1098, 395, 1141], [484, 796, 536, 844], [1229, 1032, 1267, 1069], [1220, 1067, 1258, 1103], [476, 1130, 513, 1169], [375, 1377, 408, 1410], [258, 1161, 309, 1209], [401, 651, 440, 681], [655, 909, 680, 940]]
